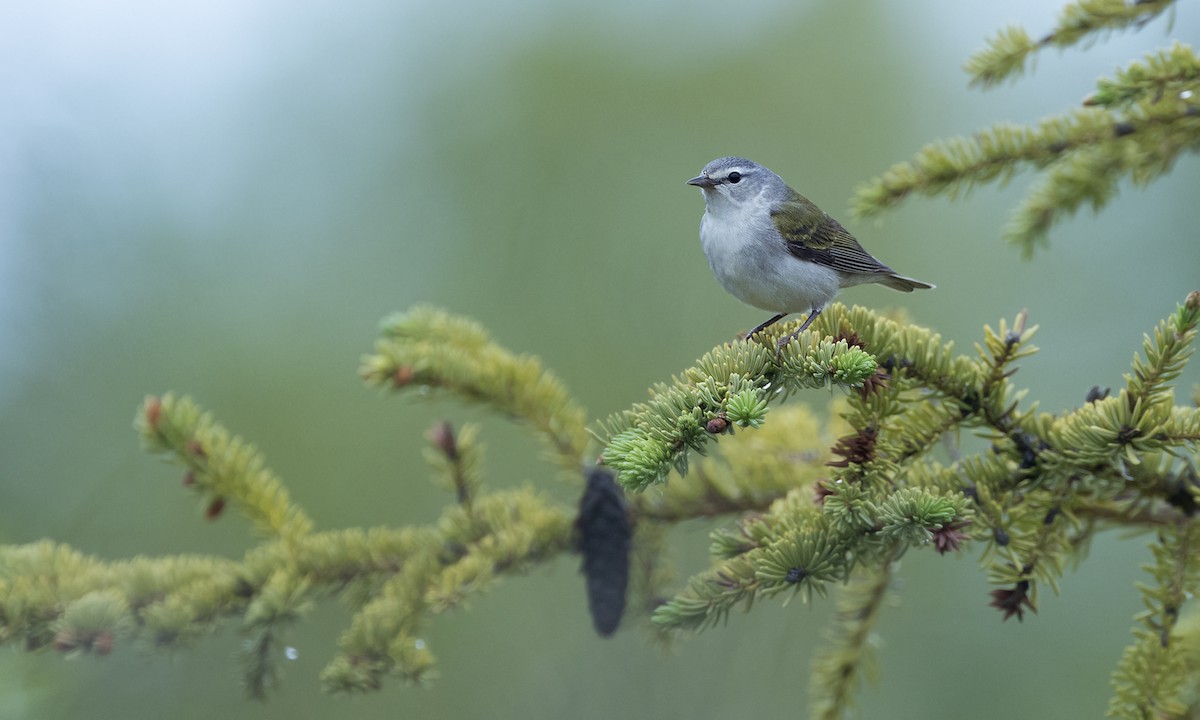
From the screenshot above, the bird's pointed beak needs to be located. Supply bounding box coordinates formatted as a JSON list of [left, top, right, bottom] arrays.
[[686, 174, 716, 188]]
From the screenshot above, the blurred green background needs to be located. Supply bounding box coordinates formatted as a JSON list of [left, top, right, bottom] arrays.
[[3, 1, 1199, 718]]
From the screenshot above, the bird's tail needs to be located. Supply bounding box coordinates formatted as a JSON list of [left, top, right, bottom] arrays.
[[879, 274, 935, 292]]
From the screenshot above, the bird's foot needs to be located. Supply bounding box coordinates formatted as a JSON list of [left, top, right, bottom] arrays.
[[774, 309, 822, 355], [745, 313, 788, 343], [775, 331, 799, 354]]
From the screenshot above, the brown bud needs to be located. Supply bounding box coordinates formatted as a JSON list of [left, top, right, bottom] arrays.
[[1186, 290, 1200, 311], [393, 365, 414, 387], [833, 327, 864, 349], [858, 368, 891, 399], [53, 629, 78, 652], [705, 415, 729, 434], [426, 420, 458, 459], [813, 480, 835, 506], [989, 580, 1035, 622], [827, 427, 878, 468], [93, 631, 114, 656], [932, 521, 970, 555], [185, 440, 206, 458], [144, 396, 162, 429], [182, 471, 196, 487], [205, 497, 226, 520]]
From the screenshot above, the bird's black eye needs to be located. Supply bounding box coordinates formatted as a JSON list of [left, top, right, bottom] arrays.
[[727, 172, 742, 184]]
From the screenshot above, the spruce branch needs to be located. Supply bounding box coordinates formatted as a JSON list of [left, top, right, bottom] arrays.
[[1087, 42, 1200, 107], [361, 305, 590, 476], [138, 393, 314, 543], [641, 293, 1199, 642], [595, 330, 876, 491], [3, 393, 577, 695], [629, 404, 841, 522], [858, 8, 1199, 254], [424, 421, 483, 511], [808, 546, 901, 720], [966, 0, 1178, 88], [241, 570, 311, 698], [1109, 520, 1200, 718], [4, 292, 1200, 707], [6, 4, 1200, 712]]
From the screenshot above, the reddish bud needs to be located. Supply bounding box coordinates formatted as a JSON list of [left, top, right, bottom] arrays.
[[989, 580, 1035, 622], [205, 497, 226, 520], [705, 415, 729, 434], [426, 421, 458, 459], [833, 328, 865, 349], [93, 631, 114, 656], [932, 521, 971, 555], [53, 629, 78, 652], [393, 365, 414, 387], [813, 480, 835, 506], [858, 368, 891, 399], [827, 427, 878, 468], [144, 396, 162, 429], [185, 440, 206, 458]]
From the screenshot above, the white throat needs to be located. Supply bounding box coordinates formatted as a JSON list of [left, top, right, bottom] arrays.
[[697, 187, 840, 315]]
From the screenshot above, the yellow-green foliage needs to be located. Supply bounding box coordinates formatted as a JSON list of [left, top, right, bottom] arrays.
[[1109, 521, 1200, 718], [361, 305, 589, 477], [595, 324, 877, 491], [856, 3, 1198, 254], [3, 390, 576, 697], [1, 293, 1199, 715], [618, 294, 1198, 717], [965, 1, 1177, 89], [139, 393, 314, 543], [3, 5, 1200, 715], [808, 553, 901, 720]]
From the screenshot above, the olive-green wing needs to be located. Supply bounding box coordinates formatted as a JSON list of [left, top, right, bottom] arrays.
[[770, 194, 894, 276]]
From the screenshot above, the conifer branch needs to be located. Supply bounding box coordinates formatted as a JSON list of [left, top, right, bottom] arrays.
[[3, 394, 576, 695], [424, 421, 483, 511], [809, 546, 901, 720], [5, 4, 1200, 711], [361, 305, 590, 477], [628, 405, 838, 522], [1108, 519, 1200, 718], [138, 393, 314, 543], [595, 329, 876, 491], [6, 291, 1199, 704], [858, 13, 1199, 254], [854, 96, 1200, 254], [1088, 42, 1200, 107], [965, 1, 1177, 88]]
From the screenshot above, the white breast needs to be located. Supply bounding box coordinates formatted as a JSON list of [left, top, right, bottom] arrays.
[[698, 196, 840, 314]]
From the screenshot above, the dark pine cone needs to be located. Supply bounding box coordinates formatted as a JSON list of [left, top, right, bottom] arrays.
[[577, 467, 632, 636]]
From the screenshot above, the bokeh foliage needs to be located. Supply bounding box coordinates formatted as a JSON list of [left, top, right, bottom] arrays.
[[4, 1, 1200, 719]]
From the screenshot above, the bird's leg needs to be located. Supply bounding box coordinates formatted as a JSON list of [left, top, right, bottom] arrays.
[[776, 307, 823, 352], [746, 313, 788, 340]]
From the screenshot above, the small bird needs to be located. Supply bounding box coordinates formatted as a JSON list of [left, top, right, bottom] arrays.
[[687, 157, 933, 350]]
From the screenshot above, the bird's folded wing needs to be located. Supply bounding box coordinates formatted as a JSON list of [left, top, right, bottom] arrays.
[[771, 197, 894, 276]]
